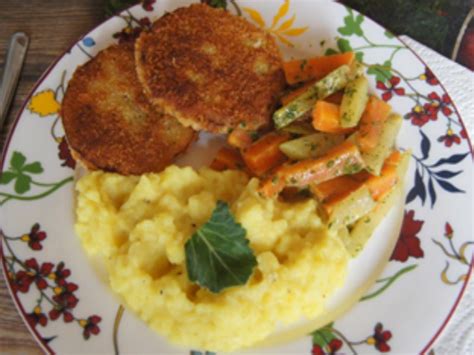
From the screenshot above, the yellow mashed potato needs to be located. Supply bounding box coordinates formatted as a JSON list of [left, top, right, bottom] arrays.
[[75, 165, 349, 351]]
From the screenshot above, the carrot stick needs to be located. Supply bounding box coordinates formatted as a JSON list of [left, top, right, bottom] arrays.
[[384, 150, 402, 166], [357, 96, 392, 152], [365, 151, 401, 200], [227, 128, 256, 149], [311, 175, 363, 202], [260, 140, 365, 197], [312, 101, 355, 134], [259, 176, 286, 198], [280, 80, 316, 106], [210, 147, 244, 171], [242, 132, 290, 176], [351, 171, 371, 182], [283, 52, 356, 85]]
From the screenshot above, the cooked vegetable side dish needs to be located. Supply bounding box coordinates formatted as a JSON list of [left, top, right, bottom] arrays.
[[67, 3, 409, 352]]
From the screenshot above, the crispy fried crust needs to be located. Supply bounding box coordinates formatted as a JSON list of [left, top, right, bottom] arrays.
[[61, 43, 195, 175], [135, 4, 286, 134]]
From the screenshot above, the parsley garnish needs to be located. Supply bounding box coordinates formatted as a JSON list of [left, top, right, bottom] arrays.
[[185, 201, 257, 293]]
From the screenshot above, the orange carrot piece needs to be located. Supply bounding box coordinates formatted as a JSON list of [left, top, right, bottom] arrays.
[[325, 91, 344, 105], [311, 175, 363, 202], [260, 141, 365, 197], [366, 166, 398, 201], [384, 150, 402, 166], [259, 176, 286, 198], [357, 96, 392, 152], [312, 101, 355, 134], [283, 52, 356, 85], [351, 171, 371, 182], [280, 80, 316, 106], [322, 190, 357, 217], [228, 128, 255, 149], [242, 132, 290, 176], [365, 151, 402, 200], [210, 147, 244, 171]]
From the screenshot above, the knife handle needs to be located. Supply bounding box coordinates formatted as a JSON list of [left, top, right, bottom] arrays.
[[0, 32, 29, 129]]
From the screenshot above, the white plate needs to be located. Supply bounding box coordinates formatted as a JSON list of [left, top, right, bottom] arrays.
[[1, 0, 472, 354]]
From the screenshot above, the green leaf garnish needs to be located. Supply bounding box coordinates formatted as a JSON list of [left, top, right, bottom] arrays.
[[185, 201, 257, 293]]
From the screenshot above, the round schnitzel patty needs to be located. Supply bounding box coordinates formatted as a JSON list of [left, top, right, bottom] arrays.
[[135, 4, 286, 134], [61, 43, 195, 175]]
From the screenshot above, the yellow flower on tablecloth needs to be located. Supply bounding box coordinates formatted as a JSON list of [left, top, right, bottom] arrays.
[[243, 0, 308, 47], [28, 89, 60, 117]]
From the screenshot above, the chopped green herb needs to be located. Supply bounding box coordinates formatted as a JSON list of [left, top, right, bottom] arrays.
[[300, 59, 308, 71], [250, 131, 260, 141], [326, 160, 335, 168], [298, 187, 312, 198], [343, 162, 363, 175]]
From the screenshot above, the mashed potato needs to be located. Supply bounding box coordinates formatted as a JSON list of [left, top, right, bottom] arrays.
[[75, 165, 349, 351]]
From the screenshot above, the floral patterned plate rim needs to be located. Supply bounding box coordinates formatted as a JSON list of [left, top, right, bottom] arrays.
[[0, 1, 472, 354]]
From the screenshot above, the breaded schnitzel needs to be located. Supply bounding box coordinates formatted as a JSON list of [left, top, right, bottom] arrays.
[[135, 4, 285, 134], [61, 43, 195, 175]]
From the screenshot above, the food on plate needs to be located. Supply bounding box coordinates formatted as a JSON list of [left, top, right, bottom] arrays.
[[312, 100, 356, 134], [340, 76, 369, 128], [75, 166, 349, 351], [358, 113, 403, 175], [283, 52, 356, 85], [241, 132, 290, 176], [210, 51, 409, 254], [135, 3, 285, 133], [260, 140, 366, 197], [68, 2, 409, 351], [355, 96, 392, 152], [273, 64, 355, 129], [209, 146, 244, 171], [61, 42, 195, 175], [279, 133, 345, 161]]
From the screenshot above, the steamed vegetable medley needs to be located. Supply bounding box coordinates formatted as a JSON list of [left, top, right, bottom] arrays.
[[211, 51, 410, 256]]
